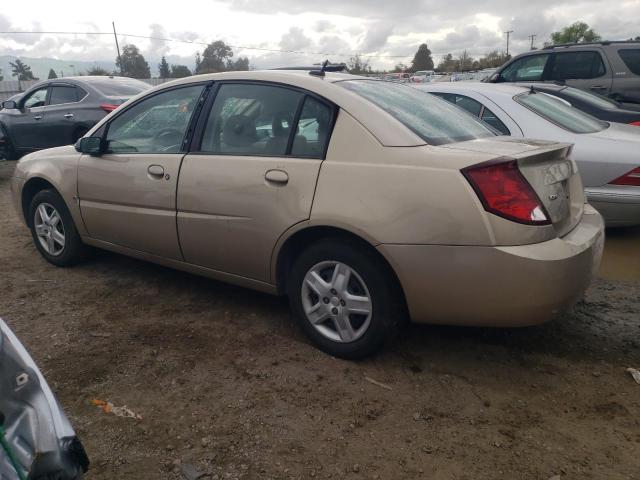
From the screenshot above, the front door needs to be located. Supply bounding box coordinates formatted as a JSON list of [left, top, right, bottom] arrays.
[[78, 84, 207, 259], [177, 82, 336, 282], [10, 86, 49, 150]]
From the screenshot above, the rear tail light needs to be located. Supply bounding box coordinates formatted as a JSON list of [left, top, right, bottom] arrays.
[[462, 159, 550, 225], [100, 103, 119, 113], [629, 121, 640, 127], [609, 167, 640, 186]]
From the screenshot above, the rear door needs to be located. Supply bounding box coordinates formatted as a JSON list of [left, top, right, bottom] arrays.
[[177, 82, 335, 282], [39, 83, 84, 147], [614, 47, 640, 103], [547, 50, 612, 95], [78, 83, 207, 259]]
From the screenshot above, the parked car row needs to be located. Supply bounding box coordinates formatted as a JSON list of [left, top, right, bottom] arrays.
[[11, 67, 605, 358], [0, 76, 150, 160]]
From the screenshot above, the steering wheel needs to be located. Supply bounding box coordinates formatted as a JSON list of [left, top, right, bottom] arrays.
[[152, 128, 184, 147]]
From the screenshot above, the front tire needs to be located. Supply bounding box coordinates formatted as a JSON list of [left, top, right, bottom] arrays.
[[29, 189, 87, 267], [288, 239, 403, 359]]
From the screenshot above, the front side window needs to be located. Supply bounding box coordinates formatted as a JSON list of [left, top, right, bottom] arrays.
[[105, 85, 204, 154], [516, 91, 608, 134], [500, 54, 550, 82], [49, 85, 79, 105], [23, 88, 48, 109], [618, 49, 640, 75], [201, 83, 305, 156], [550, 51, 605, 80], [340, 80, 495, 145]]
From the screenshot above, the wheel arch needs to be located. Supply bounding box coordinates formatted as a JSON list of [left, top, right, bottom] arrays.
[[273, 224, 407, 310], [21, 177, 59, 227]]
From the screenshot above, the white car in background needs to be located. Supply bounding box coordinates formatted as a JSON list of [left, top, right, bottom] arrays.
[[415, 82, 640, 227], [410, 70, 435, 83]]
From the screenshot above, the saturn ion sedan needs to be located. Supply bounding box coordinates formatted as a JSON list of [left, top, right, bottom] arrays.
[[10, 70, 604, 358]]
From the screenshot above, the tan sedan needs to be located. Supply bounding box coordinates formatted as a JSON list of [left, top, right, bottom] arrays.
[[10, 70, 604, 358]]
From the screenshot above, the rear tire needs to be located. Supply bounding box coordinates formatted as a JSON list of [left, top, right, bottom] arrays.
[[288, 239, 403, 359], [28, 189, 88, 267]]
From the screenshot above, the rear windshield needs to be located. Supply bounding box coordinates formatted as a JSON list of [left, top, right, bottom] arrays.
[[90, 79, 150, 97], [561, 86, 619, 109], [515, 91, 608, 134], [339, 80, 496, 145]]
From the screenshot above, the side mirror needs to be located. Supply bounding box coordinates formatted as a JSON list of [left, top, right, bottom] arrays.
[[1, 100, 17, 110], [75, 136, 103, 155]]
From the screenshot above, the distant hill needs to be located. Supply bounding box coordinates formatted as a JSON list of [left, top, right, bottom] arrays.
[[0, 54, 199, 80], [0, 55, 117, 80]]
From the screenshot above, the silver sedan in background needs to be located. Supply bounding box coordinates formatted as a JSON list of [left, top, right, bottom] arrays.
[[415, 82, 640, 227]]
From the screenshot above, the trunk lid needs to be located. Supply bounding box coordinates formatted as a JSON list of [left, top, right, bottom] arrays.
[[444, 137, 585, 237]]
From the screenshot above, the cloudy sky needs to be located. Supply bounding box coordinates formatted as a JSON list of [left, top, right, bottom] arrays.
[[1, 0, 639, 73]]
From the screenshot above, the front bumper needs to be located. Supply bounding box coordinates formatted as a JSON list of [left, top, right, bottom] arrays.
[[0, 319, 89, 479], [586, 185, 640, 228], [378, 205, 604, 327]]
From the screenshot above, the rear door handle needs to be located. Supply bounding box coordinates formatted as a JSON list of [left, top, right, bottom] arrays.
[[147, 164, 165, 178], [33, 115, 43, 120], [265, 169, 289, 185], [63, 113, 74, 119], [590, 85, 607, 90]]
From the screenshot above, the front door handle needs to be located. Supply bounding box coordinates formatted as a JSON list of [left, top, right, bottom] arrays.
[[147, 164, 165, 178], [590, 85, 607, 90], [33, 115, 43, 120], [265, 169, 289, 185], [63, 113, 74, 119]]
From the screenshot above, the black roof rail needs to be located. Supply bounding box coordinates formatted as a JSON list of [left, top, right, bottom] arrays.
[[543, 40, 639, 49], [270, 61, 348, 75]]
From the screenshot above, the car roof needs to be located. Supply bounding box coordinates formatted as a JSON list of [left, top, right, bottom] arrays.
[[90, 70, 427, 147]]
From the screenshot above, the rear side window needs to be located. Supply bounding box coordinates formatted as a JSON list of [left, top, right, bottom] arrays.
[[618, 49, 640, 75], [201, 83, 304, 156], [49, 85, 79, 105], [480, 107, 510, 135], [550, 51, 605, 80], [340, 80, 495, 145], [500, 54, 550, 82], [516, 92, 608, 134], [291, 96, 333, 158]]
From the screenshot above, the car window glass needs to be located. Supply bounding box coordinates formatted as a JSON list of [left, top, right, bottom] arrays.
[[618, 49, 640, 75], [480, 107, 510, 135], [92, 79, 149, 96], [516, 92, 608, 134], [105, 85, 204, 154], [23, 88, 48, 109], [76, 86, 87, 100], [49, 86, 78, 105], [291, 96, 333, 158], [563, 86, 619, 109], [201, 83, 303, 156], [550, 51, 605, 80], [500, 54, 550, 82], [453, 95, 482, 116], [341, 81, 496, 145]]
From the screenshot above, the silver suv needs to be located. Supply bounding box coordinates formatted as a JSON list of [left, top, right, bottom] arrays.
[[487, 41, 640, 104]]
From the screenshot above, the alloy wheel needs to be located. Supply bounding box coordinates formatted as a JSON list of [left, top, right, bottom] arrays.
[[34, 203, 66, 256]]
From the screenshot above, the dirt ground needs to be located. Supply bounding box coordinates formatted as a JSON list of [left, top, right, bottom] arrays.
[[1, 160, 639, 480]]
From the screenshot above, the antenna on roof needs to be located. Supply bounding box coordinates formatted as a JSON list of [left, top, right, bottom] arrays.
[[529, 85, 536, 94], [309, 60, 330, 77]]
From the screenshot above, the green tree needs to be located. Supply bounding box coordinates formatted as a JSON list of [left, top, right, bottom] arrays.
[[436, 53, 457, 72], [116, 44, 151, 78], [476, 50, 511, 69], [10, 59, 38, 81], [391, 63, 408, 73], [170, 64, 192, 78], [47, 68, 58, 79], [197, 41, 233, 73], [457, 50, 473, 72], [158, 56, 170, 78], [410, 43, 434, 72], [87, 66, 110, 76], [347, 54, 372, 75], [226, 57, 250, 71], [551, 22, 601, 44]]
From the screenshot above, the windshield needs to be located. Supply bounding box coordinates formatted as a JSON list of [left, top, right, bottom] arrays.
[[515, 91, 608, 134], [561, 86, 620, 110], [91, 79, 150, 97], [339, 80, 496, 145]]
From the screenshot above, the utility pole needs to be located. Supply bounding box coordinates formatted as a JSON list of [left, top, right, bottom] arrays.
[[528, 34, 537, 50], [112, 21, 122, 75], [504, 30, 514, 56]]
